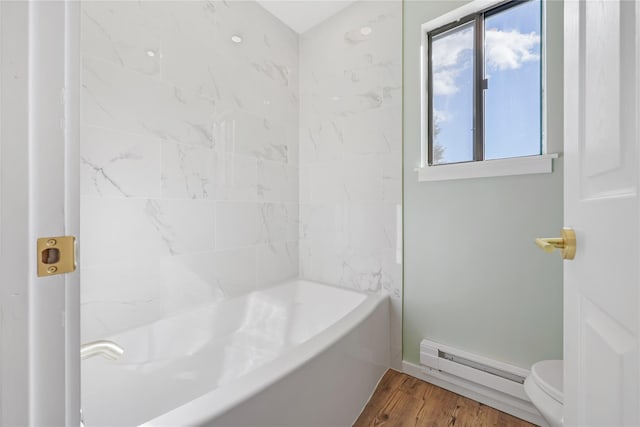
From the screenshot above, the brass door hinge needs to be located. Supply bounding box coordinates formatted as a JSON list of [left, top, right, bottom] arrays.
[[37, 236, 76, 277]]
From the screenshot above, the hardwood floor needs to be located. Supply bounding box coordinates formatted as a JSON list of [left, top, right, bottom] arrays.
[[353, 370, 536, 427]]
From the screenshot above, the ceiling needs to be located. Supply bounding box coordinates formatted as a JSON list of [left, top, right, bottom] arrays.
[[256, 0, 357, 34]]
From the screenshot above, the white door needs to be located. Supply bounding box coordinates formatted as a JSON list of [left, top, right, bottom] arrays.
[[0, 1, 80, 425], [564, 0, 640, 425]]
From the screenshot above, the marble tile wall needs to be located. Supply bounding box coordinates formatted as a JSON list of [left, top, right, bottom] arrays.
[[298, 1, 403, 368], [80, 0, 403, 364], [80, 0, 300, 341]]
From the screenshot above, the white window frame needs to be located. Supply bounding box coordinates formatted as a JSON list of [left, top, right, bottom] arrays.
[[419, 0, 554, 182]]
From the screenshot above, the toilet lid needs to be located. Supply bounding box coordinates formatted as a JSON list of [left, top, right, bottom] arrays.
[[531, 360, 563, 404]]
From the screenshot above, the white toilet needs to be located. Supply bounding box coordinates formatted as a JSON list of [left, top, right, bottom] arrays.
[[524, 360, 563, 427]]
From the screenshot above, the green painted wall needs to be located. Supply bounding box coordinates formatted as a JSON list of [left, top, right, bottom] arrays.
[[402, 0, 564, 369]]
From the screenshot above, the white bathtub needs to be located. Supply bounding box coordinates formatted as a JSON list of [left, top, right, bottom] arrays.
[[81, 279, 390, 426]]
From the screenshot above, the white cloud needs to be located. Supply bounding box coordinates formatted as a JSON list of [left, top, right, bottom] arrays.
[[485, 28, 540, 71], [431, 27, 472, 96], [431, 27, 473, 69], [433, 108, 451, 124], [431, 27, 540, 96], [433, 69, 462, 96]]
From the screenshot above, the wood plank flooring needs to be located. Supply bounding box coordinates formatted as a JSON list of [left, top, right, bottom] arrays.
[[353, 370, 536, 427]]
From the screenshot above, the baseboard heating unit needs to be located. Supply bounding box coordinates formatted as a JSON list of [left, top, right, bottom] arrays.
[[401, 339, 546, 426], [420, 339, 529, 400]]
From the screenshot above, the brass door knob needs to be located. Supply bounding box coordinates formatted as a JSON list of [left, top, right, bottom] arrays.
[[535, 227, 576, 260]]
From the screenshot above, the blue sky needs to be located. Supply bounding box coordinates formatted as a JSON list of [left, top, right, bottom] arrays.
[[431, 0, 541, 164]]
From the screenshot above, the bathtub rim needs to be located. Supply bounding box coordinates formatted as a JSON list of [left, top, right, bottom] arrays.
[[141, 279, 389, 426]]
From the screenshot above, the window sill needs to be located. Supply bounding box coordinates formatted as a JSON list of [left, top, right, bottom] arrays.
[[417, 154, 558, 182]]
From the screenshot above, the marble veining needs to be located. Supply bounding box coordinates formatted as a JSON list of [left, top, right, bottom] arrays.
[[80, 0, 299, 341], [299, 0, 402, 368], [82, 155, 133, 197], [161, 142, 216, 199], [80, 0, 401, 368], [144, 200, 178, 255]]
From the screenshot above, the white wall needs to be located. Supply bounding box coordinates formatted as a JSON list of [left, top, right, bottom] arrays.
[[403, 0, 564, 368], [298, 0, 403, 367], [80, 1, 300, 341], [79, 0, 404, 366]]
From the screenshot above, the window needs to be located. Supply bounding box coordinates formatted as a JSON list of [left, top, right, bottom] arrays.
[[421, 0, 551, 180]]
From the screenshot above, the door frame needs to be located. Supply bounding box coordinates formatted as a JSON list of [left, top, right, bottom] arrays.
[[64, 1, 82, 424], [0, 1, 80, 425]]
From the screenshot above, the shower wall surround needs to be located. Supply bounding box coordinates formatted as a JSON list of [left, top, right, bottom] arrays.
[[79, 0, 403, 357], [80, 1, 300, 341], [298, 1, 403, 367]]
